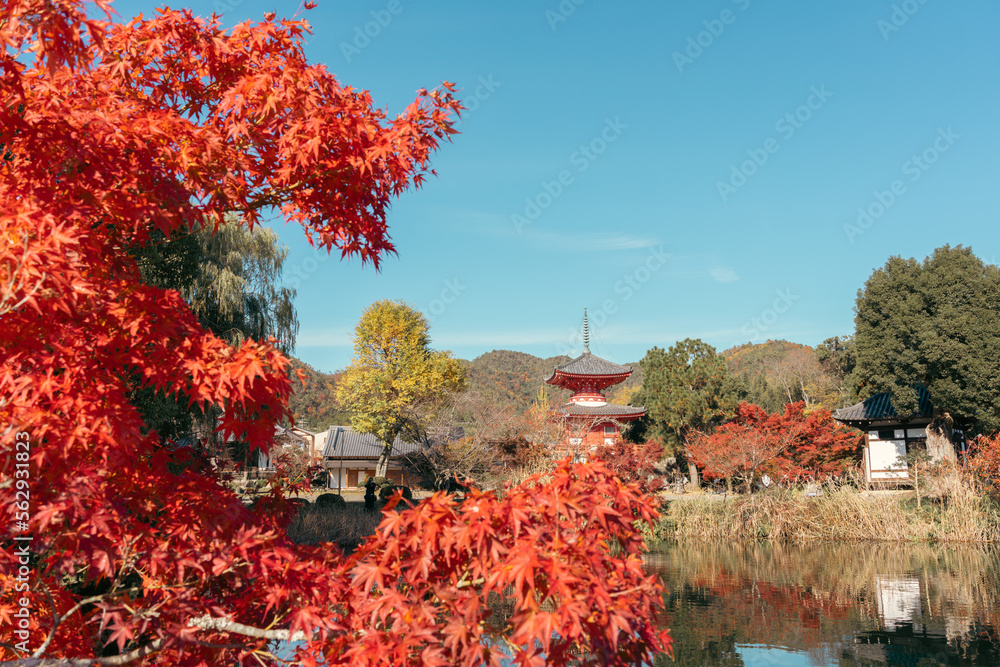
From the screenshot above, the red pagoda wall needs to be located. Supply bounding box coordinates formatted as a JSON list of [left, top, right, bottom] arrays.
[[563, 420, 621, 451]]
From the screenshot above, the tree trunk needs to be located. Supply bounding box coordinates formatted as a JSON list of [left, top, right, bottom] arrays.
[[687, 460, 700, 489], [926, 413, 958, 464], [376, 447, 391, 478]]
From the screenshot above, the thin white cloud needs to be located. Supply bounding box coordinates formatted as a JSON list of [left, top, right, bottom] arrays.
[[710, 267, 740, 283], [521, 229, 662, 252]]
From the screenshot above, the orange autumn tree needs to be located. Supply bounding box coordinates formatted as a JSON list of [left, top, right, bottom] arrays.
[[968, 433, 1000, 496], [0, 1, 670, 665], [688, 402, 863, 491]]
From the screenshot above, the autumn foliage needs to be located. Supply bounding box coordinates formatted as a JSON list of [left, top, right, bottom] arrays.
[[968, 433, 1000, 495], [594, 439, 665, 494], [0, 0, 668, 664], [337, 460, 670, 666], [688, 402, 863, 489]]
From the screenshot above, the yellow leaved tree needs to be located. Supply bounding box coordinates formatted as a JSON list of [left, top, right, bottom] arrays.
[[336, 299, 466, 476]]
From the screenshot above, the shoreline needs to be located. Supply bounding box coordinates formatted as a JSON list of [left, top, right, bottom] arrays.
[[649, 485, 1000, 544]]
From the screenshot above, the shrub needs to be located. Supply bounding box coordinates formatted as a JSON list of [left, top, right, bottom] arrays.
[[594, 439, 664, 494], [315, 493, 346, 507], [379, 485, 413, 500]]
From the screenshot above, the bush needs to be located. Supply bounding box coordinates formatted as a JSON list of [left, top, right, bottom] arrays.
[[316, 493, 346, 507], [287, 497, 310, 516], [250, 495, 309, 519], [379, 484, 413, 500]]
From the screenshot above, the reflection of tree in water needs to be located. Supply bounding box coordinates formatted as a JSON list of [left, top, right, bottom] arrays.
[[846, 622, 999, 666], [654, 591, 744, 667], [646, 541, 1000, 666]]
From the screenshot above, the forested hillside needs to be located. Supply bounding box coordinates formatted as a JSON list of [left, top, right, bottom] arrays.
[[723, 339, 854, 413], [287, 358, 353, 432], [288, 341, 852, 433], [463, 350, 572, 408], [462, 350, 645, 409]]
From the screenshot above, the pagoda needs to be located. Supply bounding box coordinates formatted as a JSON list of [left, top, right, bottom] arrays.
[[545, 310, 645, 451]]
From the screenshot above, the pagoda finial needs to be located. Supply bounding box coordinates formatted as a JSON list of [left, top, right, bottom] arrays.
[[582, 308, 590, 354]]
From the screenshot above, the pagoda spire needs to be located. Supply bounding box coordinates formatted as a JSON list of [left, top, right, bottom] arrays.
[[582, 308, 590, 354]]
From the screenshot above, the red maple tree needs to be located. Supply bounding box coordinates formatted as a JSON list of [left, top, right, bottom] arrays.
[[0, 1, 670, 664], [687, 402, 863, 490], [594, 439, 665, 494], [968, 432, 1000, 495]]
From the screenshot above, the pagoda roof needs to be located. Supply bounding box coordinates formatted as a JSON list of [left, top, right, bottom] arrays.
[[546, 352, 632, 382], [553, 402, 646, 418]]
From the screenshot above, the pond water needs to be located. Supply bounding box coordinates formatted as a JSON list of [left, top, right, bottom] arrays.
[[647, 541, 1000, 667]]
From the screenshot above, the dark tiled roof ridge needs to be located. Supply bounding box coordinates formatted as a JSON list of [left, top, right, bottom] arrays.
[[833, 385, 933, 424], [321, 425, 422, 459], [548, 351, 632, 379]]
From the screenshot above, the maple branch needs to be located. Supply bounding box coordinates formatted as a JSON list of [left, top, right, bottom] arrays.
[[0, 233, 47, 317], [30, 584, 59, 660], [3, 617, 308, 667], [3, 638, 169, 667], [187, 615, 308, 641]]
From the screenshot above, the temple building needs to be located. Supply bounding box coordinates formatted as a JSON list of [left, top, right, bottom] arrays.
[[545, 310, 645, 451]]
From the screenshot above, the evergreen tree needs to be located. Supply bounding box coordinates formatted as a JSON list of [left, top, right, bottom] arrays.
[[630, 338, 738, 485], [854, 245, 1000, 436]]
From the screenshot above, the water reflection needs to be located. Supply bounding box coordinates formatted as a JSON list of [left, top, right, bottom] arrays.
[[646, 541, 1000, 667]]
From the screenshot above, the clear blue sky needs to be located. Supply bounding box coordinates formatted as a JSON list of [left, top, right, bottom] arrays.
[[114, 0, 1000, 372]]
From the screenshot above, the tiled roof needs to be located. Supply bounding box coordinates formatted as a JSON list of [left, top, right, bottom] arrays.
[[275, 425, 308, 445], [221, 424, 308, 445], [546, 352, 632, 381], [321, 426, 423, 459], [553, 402, 646, 417], [833, 385, 933, 425]]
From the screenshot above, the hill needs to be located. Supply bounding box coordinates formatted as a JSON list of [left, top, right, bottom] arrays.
[[287, 357, 352, 432], [287, 349, 649, 432], [722, 340, 848, 413], [463, 350, 572, 408], [463, 350, 644, 409]]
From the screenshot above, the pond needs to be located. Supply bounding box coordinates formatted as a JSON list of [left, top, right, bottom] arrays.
[[647, 541, 1000, 667]]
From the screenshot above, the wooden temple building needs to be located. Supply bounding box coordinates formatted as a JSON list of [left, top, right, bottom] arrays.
[[546, 310, 645, 452], [832, 385, 964, 485]]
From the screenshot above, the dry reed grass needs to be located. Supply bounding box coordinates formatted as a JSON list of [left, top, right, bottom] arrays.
[[286, 502, 385, 550], [658, 475, 1000, 543]]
